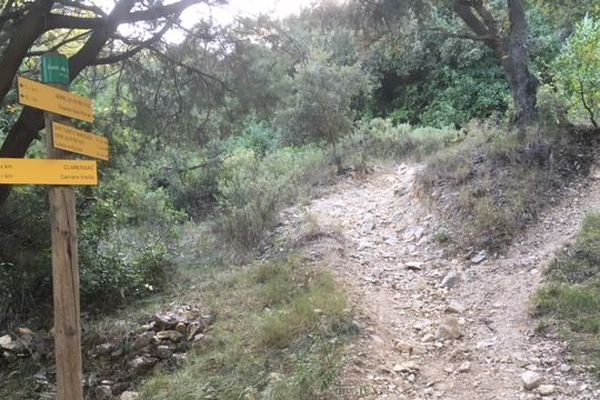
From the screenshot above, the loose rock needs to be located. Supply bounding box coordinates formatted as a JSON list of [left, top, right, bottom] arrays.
[[538, 384, 556, 396], [440, 271, 460, 289], [521, 371, 543, 391], [437, 318, 463, 340], [120, 391, 140, 400]]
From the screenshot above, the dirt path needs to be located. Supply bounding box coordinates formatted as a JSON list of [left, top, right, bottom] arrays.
[[281, 164, 600, 400]]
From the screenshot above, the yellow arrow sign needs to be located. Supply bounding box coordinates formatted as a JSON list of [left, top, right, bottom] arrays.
[[17, 77, 94, 122], [0, 158, 97, 186], [53, 122, 109, 161]]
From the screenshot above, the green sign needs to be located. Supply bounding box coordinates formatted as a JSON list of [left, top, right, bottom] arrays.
[[42, 53, 70, 85]]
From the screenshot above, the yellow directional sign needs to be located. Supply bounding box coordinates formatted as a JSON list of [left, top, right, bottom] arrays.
[[53, 122, 109, 161], [17, 77, 94, 122], [0, 158, 97, 186]]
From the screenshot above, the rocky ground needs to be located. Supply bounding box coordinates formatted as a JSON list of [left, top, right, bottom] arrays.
[[0, 306, 214, 399], [280, 164, 600, 400]]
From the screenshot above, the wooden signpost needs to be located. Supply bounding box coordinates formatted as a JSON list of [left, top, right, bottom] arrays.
[[9, 52, 109, 400], [53, 122, 109, 161], [0, 159, 98, 185], [18, 77, 94, 122]]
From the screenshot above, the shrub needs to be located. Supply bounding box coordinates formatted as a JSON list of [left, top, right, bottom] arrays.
[[216, 146, 333, 250], [0, 168, 185, 325], [417, 123, 595, 251], [337, 117, 463, 171], [553, 15, 600, 128], [276, 54, 372, 147]]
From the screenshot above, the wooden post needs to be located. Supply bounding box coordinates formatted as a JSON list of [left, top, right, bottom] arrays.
[[43, 52, 84, 400]]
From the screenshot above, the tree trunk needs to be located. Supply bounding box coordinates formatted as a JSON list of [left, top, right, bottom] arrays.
[[453, 0, 539, 132], [503, 0, 539, 131]]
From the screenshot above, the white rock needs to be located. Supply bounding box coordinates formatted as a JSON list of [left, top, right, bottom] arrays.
[[471, 250, 487, 264], [521, 371, 543, 391], [446, 301, 466, 314], [0, 335, 12, 350], [437, 318, 463, 340], [457, 362, 471, 373], [559, 363, 572, 373], [120, 392, 140, 400], [538, 385, 556, 396]]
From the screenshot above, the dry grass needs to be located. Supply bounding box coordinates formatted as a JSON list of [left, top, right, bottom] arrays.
[[534, 213, 600, 374], [417, 123, 596, 251]]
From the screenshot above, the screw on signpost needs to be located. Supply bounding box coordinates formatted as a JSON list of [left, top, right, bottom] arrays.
[[42, 52, 84, 400]]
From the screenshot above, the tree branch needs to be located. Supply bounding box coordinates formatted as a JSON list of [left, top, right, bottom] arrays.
[[89, 22, 170, 65], [46, 0, 217, 30], [26, 30, 92, 57], [0, 0, 55, 102]]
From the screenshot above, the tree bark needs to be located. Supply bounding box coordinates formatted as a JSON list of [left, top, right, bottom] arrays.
[[453, 0, 539, 131], [0, 0, 55, 102], [503, 0, 539, 130]]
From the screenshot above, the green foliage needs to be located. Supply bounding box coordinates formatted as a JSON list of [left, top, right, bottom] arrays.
[[216, 146, 333, 250], [277, 54, 372, 146], [553, 15, 600, 127], [140, 256, 354, 400], [338, 118, 463, 171], [534, 213, 600, 373]]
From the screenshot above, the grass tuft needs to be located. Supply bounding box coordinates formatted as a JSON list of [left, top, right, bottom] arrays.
[[534, 213, 600, 373], [417, 123, 596, 251], [139, 256, 354, 400]]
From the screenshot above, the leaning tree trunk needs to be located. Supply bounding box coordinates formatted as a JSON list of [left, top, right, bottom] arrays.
[[503, 0, 539, 131]]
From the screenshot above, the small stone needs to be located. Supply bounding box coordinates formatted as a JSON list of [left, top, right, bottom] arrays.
[[405, 262, 424, 271], [95, 343, 115, 356], [446, 301, 466, 314], [471, 250, 487, 264], [457, 362, 471, 373], [120, 391, 140, 400], [437, 318, 463, 340], [0, 335, 14, 351], [175, 322, 187, 334], [130, 355, 158, 375], [521, 371, 543, 391], [155, 345, 174, 360], [153, 314, 179, 330], [393, 361, 419, 373], [421, 334, 436, 343], [538, 385, 555, 396], [133, 331, 154, 350], [559, 363, 571, 373], [156, 330, 184, 342], [15, 327, 33, 336], [440, 271, 460, 289]]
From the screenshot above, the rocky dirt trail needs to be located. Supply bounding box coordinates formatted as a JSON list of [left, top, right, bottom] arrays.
[[281, 164, 600, 400]]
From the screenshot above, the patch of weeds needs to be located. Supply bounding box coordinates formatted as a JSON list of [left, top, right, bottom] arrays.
[[139, 255, 354, 400], [533, 213, 600, 374], [417, 123, 596, 251]]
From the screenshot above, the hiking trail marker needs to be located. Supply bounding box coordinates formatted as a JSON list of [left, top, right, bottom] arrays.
[[6, 52, 110, 400], [53, 122, 109, 161], [0, 158, 98, 185], [18, 76, 94, 122]]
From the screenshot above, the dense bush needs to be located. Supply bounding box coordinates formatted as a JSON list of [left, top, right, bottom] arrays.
[[338, 118, 463, 171], [553, 15, 600, 128], [276, 55, 372, 147], [0, 168, 185, 325], [216, 145, 333, 250]]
